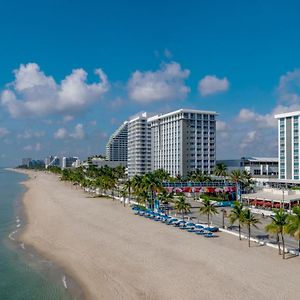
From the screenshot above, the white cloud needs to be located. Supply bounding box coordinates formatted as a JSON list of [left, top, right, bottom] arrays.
[[0, 127, 9, 138], [23, 142, 41, 151], [236, 103, 300, 129], [54, 124, 85, 140], [240, 130, 257, 149], [17, 129, 45, 139], [127, 62, 190, 103], [277, 69, 300, 104], [110, 97, 124, 109], [1, 63, 110, 117], [198, 75, 229, 96], [63, 115, 74, 122], [54, 128, 68, 139], [70, 124, 85, 140], [216, 120, 228, 131]]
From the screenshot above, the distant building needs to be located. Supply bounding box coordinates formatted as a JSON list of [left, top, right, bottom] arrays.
[[22, 158, 32, 167], [106, 121, 128, 162], [45, 156, 61, 168], [217, 157, 278, 177], [275, 111, 300, 180], [88, 157, 127, 169], [62, 157, 79, 169], [127, 112, 151, 177], [148, 109, 217, 177], [45, 156, 54, 168], [29, 159, 45, 168]]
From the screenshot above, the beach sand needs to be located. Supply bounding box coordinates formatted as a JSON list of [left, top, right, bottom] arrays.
[[16, 169, 300, 300]]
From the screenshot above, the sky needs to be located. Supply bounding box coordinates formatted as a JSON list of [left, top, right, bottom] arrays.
[[1, 0, 300, 166]]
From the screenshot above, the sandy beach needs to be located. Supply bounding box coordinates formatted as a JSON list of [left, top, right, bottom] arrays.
[[15, 169, 300, 300]]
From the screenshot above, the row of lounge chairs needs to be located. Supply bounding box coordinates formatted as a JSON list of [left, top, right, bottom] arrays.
[[132, 206, 218, 238]]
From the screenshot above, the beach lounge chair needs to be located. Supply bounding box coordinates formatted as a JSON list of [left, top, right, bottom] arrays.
[[195, 229, 205, 235], [166, 218, 178, 225], [204, 232, 217, 238]]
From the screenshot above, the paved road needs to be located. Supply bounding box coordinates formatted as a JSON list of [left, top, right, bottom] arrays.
[[171, 199, 300, 252]]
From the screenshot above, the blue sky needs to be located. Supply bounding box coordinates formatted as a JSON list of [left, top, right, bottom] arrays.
[[1, 0, 300, 165]]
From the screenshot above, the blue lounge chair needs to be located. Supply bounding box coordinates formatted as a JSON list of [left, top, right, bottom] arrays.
[[204, 232, 216, 238]]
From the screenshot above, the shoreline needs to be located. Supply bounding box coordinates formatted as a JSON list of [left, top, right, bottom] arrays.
[[7, 168, 86, 300], [9, 168, 300, 300]]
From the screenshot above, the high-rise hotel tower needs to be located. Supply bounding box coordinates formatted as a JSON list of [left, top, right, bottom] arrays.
[[275, 111, 300, 180], [106, 121, 128, 162], [148, 109, 217, 177], [127, 112, 151, 177]]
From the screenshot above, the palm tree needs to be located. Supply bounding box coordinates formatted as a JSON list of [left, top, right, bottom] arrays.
[[152, 169, 170, 182], [242, 209, 260, 247], [174, 195, 191, 221], [285, 206, 300, 255], [229, 170, 243, 202], [265, 209, 288, 259], [199, 198, 218, 226], [228, 201, 244, 240], [142, 173, 162, 209], [241, 170, 253, 193], [214, 163, 227, 181], [123, 179, 133, 207]]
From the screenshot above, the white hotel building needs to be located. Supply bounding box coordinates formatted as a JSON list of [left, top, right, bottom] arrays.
[[106, 121, 128, 162], [127, 112, 151, 177], [275, 111, 300, 180], [148, 109, 217, 177]]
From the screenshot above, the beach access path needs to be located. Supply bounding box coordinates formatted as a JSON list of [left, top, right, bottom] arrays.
[[18, 170, 300, 300]]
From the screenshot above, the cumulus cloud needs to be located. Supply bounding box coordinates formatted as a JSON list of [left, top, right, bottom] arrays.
[[23, 142, 42, 151], [70, 124, 85, 139], [277, 69, 300, 104], [17, 129, 45, 139], [240, 130, 258, 149], [54, 128, 68, 139], [216, 120, 228, 131], [1, 63, 110, 117], [54, 124, 85, 140], [63, 115, 74, 123], [198, 75, 229, 97], [127, 62, 190, 103], [0, 127, 9, 138]]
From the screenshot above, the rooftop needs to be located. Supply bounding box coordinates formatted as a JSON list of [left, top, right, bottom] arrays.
[[148, 108, 218, 122], [274, 111, 300, 119], [242, 156, 278, 163]]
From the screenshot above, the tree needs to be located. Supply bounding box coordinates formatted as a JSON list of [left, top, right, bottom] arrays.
[[228, 201, 244, 240], [242, 209, 260, 247], [174, 195, 191, 221], [265, 209, 288, 258], [157, 189, 174, 205], [199, 198, 218, 226], [214, 163, 227, 181], [285, 206, 300, 255], [188, 169, 212, 182], [152, 169, 170, 182], [229, 170, 244, 201], [123, 179, 133, 207], [142, 173, 162, 209]]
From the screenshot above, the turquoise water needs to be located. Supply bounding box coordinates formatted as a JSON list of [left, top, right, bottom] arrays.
[[0, 169, 76, 300]]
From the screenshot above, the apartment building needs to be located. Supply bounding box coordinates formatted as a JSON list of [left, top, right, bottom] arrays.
[[148, 109, 217, 177], [106, 121, 128, 162], [275, 111, 300, 180], [127, 112, 151, 177]]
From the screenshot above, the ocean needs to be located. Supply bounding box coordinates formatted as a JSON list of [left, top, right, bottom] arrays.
[[0, 169, 78, 300]]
